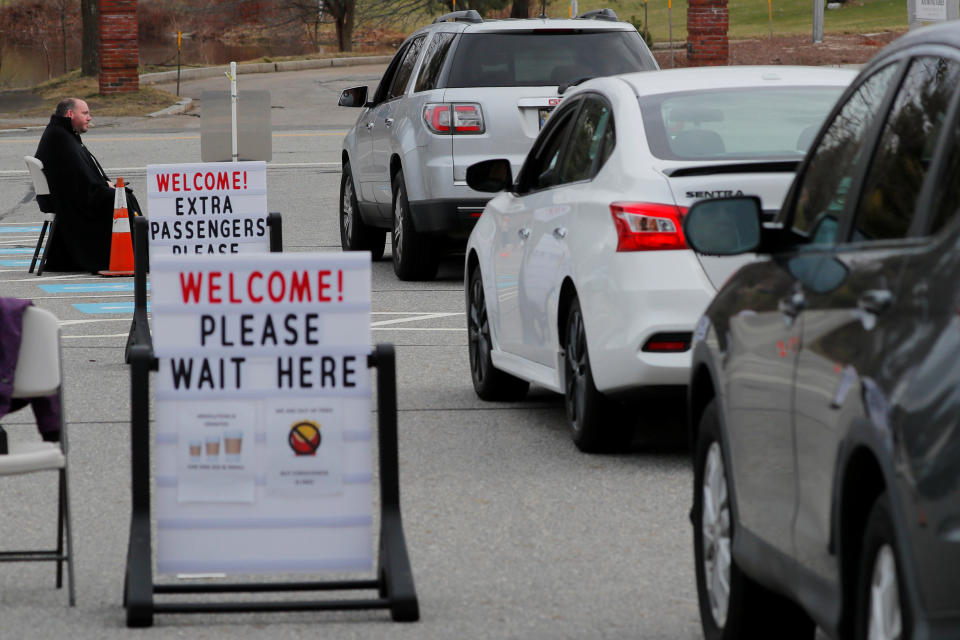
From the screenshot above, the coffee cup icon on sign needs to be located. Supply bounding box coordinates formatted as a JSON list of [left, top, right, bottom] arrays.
[[224, 430, 243, 462], [288, 421, 321, 456]]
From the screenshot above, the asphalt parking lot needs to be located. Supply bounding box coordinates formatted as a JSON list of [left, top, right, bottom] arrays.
[[0, 63, 709, 639]]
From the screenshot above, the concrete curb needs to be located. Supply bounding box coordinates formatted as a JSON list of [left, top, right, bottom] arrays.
[[147, 97, 193, 118], [139, 55, 394, 86]]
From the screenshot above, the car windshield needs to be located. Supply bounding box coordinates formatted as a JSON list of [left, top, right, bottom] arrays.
[[639, 86, 845, 161], [446, 31, 657, 88]]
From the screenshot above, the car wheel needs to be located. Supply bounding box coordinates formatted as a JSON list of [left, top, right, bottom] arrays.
[[467, 266, 529, 401], [563, 297, 631, 452], [856, 493, 910, 640], [340, 162, 386, 260], [392, 170, 438, 281], [693, 399, 816, 640]]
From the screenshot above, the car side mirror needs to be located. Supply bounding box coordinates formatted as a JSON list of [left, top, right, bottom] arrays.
[[338, 86, 369, 108], [466, 159, 513, 193], [683, 196, 763, 255]]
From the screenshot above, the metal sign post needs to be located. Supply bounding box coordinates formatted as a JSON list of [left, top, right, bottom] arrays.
[[768, 0, 774, 39], [176, 31, 182, 96], [229, 61, 238, 163], [669, 0, 674, 68]]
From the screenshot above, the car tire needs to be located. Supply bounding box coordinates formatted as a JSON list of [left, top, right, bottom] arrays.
[[693, 399, 816, 640], [340, 162, 386, 260], [855, 493, 911, 640], [466, 266, 530, 401], [563, 297, 632, 452], [392, 170, 439, 281]]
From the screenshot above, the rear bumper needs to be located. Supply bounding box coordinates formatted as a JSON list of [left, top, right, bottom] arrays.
[[581, 251, 716, 392], [409, 198, 489, 239]]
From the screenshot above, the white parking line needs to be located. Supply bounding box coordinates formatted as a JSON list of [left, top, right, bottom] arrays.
[[5, 274, 100, 282], [60, 318, 132, 326], [371, 312, 462, 326], [33, 294, 134, 300], [373, 327, 465, 331]]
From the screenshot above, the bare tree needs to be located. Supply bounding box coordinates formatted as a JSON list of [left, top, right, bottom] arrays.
[[359, 0, 510, 25], [326, 0, 357, 51], [510, 0, 530, 17], [272, 0, 357, 52], [81, 0, 98, 76], [52, 0, 78, 75]]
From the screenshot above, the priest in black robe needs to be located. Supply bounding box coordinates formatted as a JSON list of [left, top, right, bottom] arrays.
[[34, 98, 115, 272]]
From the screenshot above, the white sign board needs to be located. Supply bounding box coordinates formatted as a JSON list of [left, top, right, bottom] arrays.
[[146, 161, 270, 255], [916, 0, 947, 19], [150, 253, 373, 575]]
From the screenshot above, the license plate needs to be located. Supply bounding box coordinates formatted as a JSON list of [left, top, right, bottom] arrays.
[[538, 107, 554, 129]]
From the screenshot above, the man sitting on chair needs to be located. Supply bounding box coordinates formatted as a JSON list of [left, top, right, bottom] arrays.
[[34, 98, 116, 273]]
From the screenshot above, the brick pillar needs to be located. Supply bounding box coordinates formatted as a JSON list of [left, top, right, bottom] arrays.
[[686, 0, 729, 66], [99, 0, 139, 94]]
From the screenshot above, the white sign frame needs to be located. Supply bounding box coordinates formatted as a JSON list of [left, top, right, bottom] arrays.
[[146, 161, 270, 256], [150, 252, 373, 575]]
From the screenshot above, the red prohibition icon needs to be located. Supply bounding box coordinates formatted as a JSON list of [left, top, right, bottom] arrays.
[[288, 421, 321, 456]]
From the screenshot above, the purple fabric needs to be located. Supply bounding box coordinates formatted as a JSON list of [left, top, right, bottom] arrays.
[[0, 297, 61, 434]]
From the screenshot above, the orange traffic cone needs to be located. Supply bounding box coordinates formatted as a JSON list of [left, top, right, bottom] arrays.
[[99, 177, 135, 277]]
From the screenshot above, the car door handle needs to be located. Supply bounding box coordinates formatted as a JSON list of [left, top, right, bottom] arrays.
[[518, 228, 531, 240], [365, 121, 375, 130], [553, 226, 567, 239], [858, 289, 894, 315], [778, 291, 806, 318], [384, 118, 394, 127]]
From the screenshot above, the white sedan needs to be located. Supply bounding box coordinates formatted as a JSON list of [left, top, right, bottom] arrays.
[[463, 66, 856, 452]]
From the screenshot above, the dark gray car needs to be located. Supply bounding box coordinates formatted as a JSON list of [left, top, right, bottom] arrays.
[[683, 23, 960, 640]]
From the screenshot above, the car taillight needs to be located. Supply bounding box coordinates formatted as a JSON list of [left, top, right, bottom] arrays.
[[610, 202, 688, 252], [424, 104, 451, 132], [642, 332, 692, 352], [423, 103, 485, 134]]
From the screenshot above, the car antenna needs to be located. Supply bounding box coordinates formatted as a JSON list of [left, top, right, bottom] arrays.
[[538, 0, 547, 18]]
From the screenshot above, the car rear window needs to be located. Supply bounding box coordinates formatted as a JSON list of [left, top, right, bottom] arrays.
[[640, 86, 846, 161], [446, 31, 657, 88]]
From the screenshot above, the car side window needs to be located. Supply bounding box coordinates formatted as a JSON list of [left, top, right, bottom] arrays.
[[415, 32, 455, 92], [852, 57, 960, 242], [559, 96, 615, 184], [373, 45, 408, 104], [928, 98, 960, 234], [789, 64, 898, 245], [388, 35, 425, 100], [517, 103, 579, 193]]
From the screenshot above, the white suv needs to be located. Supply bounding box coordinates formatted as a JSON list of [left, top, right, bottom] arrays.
[[338, 8, 659, 280]]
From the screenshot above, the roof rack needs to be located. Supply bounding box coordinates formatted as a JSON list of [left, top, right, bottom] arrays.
[[433, 9, 483, 23], [575, 8, 619, 21]]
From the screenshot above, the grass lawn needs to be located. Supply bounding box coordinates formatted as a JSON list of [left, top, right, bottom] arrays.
[[4, 70, 181, 118], [556, 0, 907, 43]]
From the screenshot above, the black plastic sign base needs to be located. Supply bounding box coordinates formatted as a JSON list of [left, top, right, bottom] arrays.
[[124, 344, 418, 627]]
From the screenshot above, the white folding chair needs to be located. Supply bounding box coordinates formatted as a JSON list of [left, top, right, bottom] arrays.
[[23, 156, 57, 276], [0, 306, 75, 606]]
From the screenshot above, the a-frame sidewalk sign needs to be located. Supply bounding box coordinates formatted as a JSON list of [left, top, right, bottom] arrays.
[[123, 251, 418, 627], [124, 210, 284, 362]]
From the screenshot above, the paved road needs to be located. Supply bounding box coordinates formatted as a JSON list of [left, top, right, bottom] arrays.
[[0, 64, 701, 639]]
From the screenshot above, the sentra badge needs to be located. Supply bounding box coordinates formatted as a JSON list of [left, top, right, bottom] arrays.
[[288, 420, 321, 456]]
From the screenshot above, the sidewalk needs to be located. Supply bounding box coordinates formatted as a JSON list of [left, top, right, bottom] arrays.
[[138, 54, 393, 86]]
